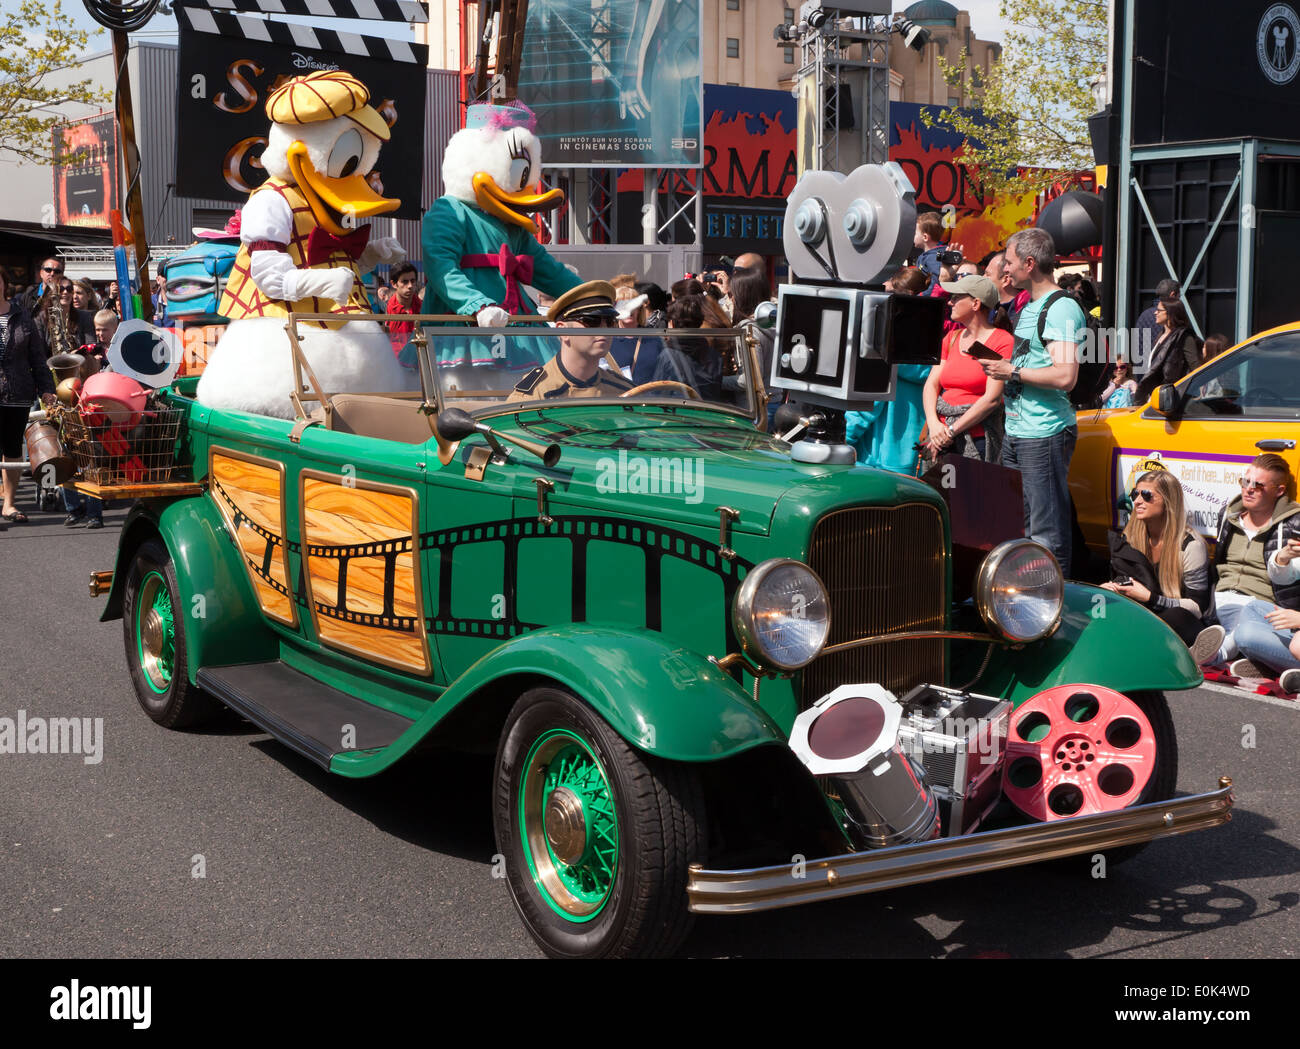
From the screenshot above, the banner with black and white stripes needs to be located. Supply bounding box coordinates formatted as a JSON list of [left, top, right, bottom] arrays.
[[174, 5, 428, 215], [175, 0, 428, 23], [176, 5, 426, 64]]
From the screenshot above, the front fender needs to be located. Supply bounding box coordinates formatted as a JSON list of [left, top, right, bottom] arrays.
[[101, 496, 278, 682], [974, 582, 1201, 704], [331, 625, 786, 776]]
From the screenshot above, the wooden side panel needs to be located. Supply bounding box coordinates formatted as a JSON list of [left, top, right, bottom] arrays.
[[209, 448, 297, 627], [301, 472, 430, 676]]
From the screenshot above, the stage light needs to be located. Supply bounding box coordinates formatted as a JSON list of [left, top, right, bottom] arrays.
[[895, 17, 931, 52]]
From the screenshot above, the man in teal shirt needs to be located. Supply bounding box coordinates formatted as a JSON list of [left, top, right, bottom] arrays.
[[979, 228, 1084, 574]]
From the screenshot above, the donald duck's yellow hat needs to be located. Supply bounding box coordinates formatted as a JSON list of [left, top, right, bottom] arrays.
[[266, 70, 390, 141]]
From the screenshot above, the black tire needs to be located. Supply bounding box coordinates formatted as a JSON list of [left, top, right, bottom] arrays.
[[121, 538, 220, 729], [1040, 689, 1178, 871], [1100, 690, 1178, 866], [494, 687, 705, 959]]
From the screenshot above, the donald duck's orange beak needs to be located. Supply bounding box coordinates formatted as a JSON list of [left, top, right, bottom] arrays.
[[472, 172, 564, 237], [288, 140, 400, 236]]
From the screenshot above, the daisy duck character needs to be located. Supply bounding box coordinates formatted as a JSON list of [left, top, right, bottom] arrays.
[[421, 100, 580, 370]]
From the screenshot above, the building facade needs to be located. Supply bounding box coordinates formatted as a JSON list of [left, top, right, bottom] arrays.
[[415, 1, 999, 104]]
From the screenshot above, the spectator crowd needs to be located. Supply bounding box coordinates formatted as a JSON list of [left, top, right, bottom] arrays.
[[3, 233, 1295, 694]]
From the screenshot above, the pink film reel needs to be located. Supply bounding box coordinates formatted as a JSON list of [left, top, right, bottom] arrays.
[[1003, 685, 1157, 822]]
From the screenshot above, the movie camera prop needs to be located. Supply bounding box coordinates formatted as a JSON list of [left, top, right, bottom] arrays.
[[771, 163, 943, 461]]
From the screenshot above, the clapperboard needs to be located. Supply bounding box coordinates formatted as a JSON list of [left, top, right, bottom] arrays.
[[174, 0, 429, 219]]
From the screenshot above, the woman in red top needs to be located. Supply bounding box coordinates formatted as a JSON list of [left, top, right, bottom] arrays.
[[922, 274, 1013, 462]]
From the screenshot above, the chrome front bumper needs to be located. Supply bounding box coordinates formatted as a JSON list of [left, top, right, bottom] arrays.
[[687, 778, 1233, 914]]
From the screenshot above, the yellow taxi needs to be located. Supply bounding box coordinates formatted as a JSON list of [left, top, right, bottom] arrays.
[[1071, 321, 1300, 551]]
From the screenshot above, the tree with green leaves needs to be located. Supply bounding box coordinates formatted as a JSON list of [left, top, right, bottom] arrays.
[[921, 0, 1108, 198], [0, 0, 110, 165]]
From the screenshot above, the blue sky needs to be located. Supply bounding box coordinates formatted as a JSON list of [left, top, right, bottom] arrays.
[[64, 1, 1013, 58]]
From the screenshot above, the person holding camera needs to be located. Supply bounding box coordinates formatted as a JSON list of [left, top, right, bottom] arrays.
[[703, 265, 733, 318], [913, 212, 960, 291]]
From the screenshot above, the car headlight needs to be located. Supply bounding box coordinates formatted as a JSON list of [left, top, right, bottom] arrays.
[[732, 558, 831, 671], [975, 540, 1064, 642]]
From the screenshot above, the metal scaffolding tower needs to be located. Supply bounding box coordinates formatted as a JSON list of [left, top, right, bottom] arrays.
[[778, 1, 934, 175], [798, 9, 892, 173]]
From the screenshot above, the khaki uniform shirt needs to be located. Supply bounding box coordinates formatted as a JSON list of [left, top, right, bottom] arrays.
[[507, 355, 633, 401]]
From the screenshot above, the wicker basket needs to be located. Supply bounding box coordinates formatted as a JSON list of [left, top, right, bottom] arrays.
[[55, 400, 189, 487]]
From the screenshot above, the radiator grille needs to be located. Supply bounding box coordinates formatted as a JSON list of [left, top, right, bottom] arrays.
[[801, 504, 947, 710]]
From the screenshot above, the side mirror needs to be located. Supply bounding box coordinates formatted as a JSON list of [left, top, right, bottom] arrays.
[[1151, 384, 1179, 415]]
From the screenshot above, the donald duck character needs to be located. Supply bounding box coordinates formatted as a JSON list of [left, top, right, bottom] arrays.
[[422, 100, 581, 369], [196, 70, 411, 418]]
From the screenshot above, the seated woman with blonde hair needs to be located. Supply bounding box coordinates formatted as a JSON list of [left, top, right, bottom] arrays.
[[1101, 469, 1211, 646]]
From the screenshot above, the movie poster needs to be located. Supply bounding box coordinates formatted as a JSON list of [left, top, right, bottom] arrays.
[[53, 114, 118, 229], [175, 19, 427, 220], [517, 0, 702, 168], [892, 101, 1098, 265]]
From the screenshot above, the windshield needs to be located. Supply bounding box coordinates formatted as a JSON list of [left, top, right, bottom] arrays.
[[411, 325, 762, 421], [1176, 331, 1300, 419]]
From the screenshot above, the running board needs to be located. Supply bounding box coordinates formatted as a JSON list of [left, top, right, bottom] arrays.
[[687, 779, 1234, 914], [197, 662, 414, 770]]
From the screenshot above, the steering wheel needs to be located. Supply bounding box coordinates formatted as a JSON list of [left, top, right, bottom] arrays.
[[620, 381, 701, 400], [1244, 387, 1286, 407]]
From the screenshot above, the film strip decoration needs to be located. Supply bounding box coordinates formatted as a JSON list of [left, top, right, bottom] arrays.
[[175, 0, 429, 23], [300, 532, 421, 633], [235, 509, 753, 646], [175, 4, 426, 63], [212, 477, 300, 599], [419, 514, 754, 650]]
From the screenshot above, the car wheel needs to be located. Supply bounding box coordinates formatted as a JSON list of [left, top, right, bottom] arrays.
[[1034, 689, 1177, 870], [1100, 690, 1178, 866], [494, 686, 705, 959], [122, 538, 220, 729]]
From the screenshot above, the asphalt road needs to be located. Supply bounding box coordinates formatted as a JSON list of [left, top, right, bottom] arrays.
[[1, 489, 1297, 960]]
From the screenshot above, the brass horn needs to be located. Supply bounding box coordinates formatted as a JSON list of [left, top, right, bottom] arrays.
[[49, 353, 86, 385], [484, 427, 562, 468], [436, 408, 561, 467]]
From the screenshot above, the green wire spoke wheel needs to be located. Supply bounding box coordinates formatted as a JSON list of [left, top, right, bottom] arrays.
[[495, 687, 706, 958], [122, 539, 220, 729], [520, 730, 619, 919], [136, 570, 175, 693]]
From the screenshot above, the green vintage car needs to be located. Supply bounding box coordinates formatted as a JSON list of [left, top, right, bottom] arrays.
[[91, 318, 1232, 958]]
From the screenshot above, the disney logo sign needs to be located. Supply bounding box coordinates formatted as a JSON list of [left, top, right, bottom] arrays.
[[291, 52, 339, 72]]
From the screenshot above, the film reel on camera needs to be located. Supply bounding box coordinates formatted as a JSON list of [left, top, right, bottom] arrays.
[[1002, 684, 1157, 821]]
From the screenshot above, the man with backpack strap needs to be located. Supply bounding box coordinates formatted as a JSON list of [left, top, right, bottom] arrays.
[[978, 229, 1085, 575]]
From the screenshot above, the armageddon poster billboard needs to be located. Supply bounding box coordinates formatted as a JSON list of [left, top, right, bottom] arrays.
[[53, 113, 118, 229], [175, 21, 427, 220], [517, 0, 702, 168]]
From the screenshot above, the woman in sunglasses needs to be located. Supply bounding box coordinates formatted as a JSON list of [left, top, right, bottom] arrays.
[[1101, 470, 1211, 646], [1099, 359, 1138, 408], [1134, 298, 1201, 404]]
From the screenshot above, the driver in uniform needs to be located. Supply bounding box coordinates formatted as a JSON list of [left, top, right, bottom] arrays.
[[508, 281, 635, 400]]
